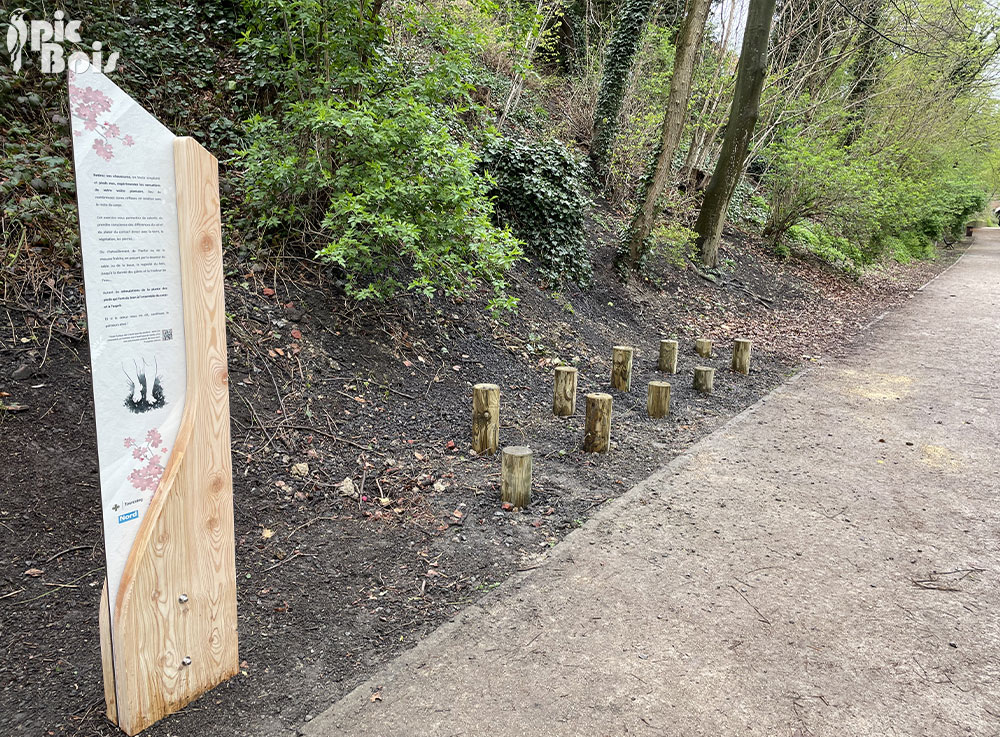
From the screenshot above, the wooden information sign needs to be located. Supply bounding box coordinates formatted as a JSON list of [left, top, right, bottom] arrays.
[[69, 65, 237, 735]]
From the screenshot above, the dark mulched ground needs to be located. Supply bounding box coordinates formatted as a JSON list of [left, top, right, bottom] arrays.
[[0, 222, 966, 736]]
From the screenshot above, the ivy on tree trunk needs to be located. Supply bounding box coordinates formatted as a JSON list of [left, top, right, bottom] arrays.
[[589, 0, 655, 179], [694, 0, 776, 268]]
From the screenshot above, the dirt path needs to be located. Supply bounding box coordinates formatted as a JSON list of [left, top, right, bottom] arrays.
[[304, 231, 1000, 737]]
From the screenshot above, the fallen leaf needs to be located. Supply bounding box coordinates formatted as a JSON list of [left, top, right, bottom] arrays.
[[24, 568, 44, 577], [291, 329, 302, 339], [370, 690, 382, 703], [262, 287, 275, 296], [261, 528, 275, 540]]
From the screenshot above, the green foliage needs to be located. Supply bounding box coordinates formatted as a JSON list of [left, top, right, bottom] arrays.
[[241, 97, 520, 301], [785, 222, 863, 274], [604, 24, 678, 202], [649, 220, 697, 268], [238, 0, 522, 302], [727, 178, 769, 230], [0, 0, 242, 293], [590, 0, 655, 176], [762, 121, 988, 270], [481, 137, 592, 284]]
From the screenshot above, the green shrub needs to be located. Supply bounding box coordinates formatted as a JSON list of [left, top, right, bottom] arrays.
[[785, 222, 864, 274], [241, 95, 522, 301], [481, 137, 591, 285], [649, 221, 697, 268], [237, 0, 522, 303]]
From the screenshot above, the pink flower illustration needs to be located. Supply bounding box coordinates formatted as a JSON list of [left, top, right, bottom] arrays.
[[93, 139, 114, 161], [67, 80, 137, 161], [123, 429, 168, 496]]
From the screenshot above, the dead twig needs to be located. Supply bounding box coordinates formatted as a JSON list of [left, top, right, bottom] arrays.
[[729, 584, 771, 625]]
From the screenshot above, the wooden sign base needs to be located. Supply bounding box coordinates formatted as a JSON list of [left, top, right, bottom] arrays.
[[98, 137, 238, 735]]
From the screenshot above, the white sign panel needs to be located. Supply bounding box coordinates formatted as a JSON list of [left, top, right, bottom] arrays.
[[69, 67, 186, 616]]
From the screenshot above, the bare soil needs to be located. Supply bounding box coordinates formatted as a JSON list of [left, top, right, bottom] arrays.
[[0, 223, 966, 736]]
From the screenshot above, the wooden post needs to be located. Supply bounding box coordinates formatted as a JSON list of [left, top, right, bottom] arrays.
[[611, 346, 634, 391], [732, 338, 752, 374], [99, 138, 238, 735], [658, 339, 678, 373], [552, 366, 578, 416], [647, 381, 671, 418], [472, 383, 500, 455], [501, 446, 533, 508], [583, 393, 613, 453], [695, 338, 713, 357], [693, 366, 715, 393]]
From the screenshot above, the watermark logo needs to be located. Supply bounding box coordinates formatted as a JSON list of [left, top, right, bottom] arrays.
[[5, 8, 118, 74]]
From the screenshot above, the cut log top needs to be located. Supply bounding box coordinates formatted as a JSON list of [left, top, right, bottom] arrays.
[[502, 445, 532, 458]]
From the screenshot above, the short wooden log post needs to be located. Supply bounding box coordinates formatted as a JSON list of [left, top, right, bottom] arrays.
[[695, 338, 713, 358], [647, 381, 671, 418], [472, 383, 500, 455], [552, 366, 578, 417], [731, 338, 752, 375], [658, 339, 678, 374], [583, 393, 613, 453], [501, 446, 533, 508], [693, 366, 715, 394], [611, 346, 634, 391]]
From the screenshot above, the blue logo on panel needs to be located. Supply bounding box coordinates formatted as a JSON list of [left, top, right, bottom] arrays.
[[118, 510, 138, 524]]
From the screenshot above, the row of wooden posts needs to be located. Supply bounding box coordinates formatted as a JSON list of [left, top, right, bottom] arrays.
[[473, 337, 753, 509]]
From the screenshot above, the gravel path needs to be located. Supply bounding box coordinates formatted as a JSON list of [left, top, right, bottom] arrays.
[[304, 231, 1000, 737]]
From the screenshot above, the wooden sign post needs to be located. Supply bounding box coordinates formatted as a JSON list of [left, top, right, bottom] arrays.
[[70, 66, 237, 735]]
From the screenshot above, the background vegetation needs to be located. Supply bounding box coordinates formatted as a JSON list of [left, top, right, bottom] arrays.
[[3, 0, 1000, 315]]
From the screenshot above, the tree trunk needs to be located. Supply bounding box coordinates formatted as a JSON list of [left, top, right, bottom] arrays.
[[589, 0, 655, 178], [694, 0, 776, 268], [621, 0, 712, 268]]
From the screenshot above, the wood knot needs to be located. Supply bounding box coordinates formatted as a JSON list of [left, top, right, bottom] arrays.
[[199, 234, 215, 253]]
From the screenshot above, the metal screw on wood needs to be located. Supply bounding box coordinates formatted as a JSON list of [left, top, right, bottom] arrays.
[[178, 594, 189, 603], [181, 656, 192, 666]]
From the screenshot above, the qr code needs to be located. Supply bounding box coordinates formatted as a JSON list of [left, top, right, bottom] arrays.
[[162, 329, 173, 341]]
